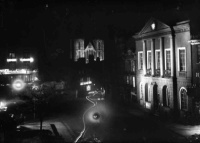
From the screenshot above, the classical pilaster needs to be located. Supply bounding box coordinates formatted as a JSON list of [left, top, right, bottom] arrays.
[[169, 35, 174, 77], [160, 37, 164, 77], [151, 39, 155, 76], [143, 40, 147, 75]]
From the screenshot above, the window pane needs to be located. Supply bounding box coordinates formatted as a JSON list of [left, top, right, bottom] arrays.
[[181, 89, 187, 110], [138, 53, 143, 70], [179, 49, 186, 71], [148, 52, 151, 69], [166, 51, 171, 70], [156, 51, 160, 69]]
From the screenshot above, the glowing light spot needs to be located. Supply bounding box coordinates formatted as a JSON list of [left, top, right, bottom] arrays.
[[12, 79, 25, 91], [93, 112, 100, 120], [7, 58, 17, 62], [20, 57, 34, 63], [151, 23, 155, 30], [0, 101, 7, 111], [86, 85, 91, 91]]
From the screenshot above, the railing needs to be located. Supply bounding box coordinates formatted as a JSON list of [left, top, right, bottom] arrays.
[[164, 70, 171, 77], [155, 69, 160, 77], [146, 69, 151, 76]]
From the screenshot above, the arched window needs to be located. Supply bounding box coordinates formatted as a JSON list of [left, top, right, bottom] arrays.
[[180, 88, 188, 110], [163, 86, 170, 107]]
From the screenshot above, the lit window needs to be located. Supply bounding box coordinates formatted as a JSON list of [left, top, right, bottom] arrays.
[[127, 76, 129, 84], [155, 50, 160, 69], [138, 52, 143, 70], [75, 39, 84, 61], [180, 88, 187, 110], [140, 83, 143, 99], [9, 52, 15, 58], [147, 51, 151, 69], [179, 48, 186, 71], [133, 77, 135, 87], [165, 49, 171, 70], [131, 60, 135, 72]]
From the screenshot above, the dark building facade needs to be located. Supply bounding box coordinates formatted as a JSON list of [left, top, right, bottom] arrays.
[[110, 37, 136, 103], [0, 47, 38, 97]]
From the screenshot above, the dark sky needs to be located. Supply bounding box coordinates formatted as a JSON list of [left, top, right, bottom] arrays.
[[1, 0, 199, 47]]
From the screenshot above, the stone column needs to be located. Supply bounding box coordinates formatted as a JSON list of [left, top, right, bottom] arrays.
[[169, 35, 174, 77], [151, 39, 155, 76], [160, 37, 164, 77], [143, 40, 147, 75]]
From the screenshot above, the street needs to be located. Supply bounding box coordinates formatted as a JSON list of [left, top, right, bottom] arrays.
[[19, 99, 188, 143]]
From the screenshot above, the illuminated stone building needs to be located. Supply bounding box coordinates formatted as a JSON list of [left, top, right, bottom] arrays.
[[70, 38, 105, 98], [133, 17, 199, 119], [72, 39, 104, 64]]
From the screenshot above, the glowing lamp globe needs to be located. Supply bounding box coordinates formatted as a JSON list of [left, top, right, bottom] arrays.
[[12, 79, 25, 91], [93, 112, 100, 120]]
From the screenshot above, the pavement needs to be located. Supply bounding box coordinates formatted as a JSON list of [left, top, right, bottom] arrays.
[[16, 101, 200, 143], [126, 103, 200, 140]]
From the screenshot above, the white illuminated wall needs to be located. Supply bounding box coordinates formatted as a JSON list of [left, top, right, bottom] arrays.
[[74, 39, 104, 63]]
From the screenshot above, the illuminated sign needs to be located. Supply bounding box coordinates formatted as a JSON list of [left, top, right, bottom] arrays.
[[0, 69, 38, 75], [20, 57, 34, 62], [80, 81, 92, 85], [7, 59, 17, 62]]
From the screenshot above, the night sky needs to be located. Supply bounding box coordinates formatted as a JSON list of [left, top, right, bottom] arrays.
[[1, 0, 199, 51]]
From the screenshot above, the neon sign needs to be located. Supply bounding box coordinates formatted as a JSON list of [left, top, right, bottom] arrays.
[[0, 69, 37, 74], [20, 57, 34, 62], [80, 81, 92, 85], [7, 59, 17, 62]]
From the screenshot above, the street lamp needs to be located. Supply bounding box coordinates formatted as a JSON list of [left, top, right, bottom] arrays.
[[12, 79, 25, 91]]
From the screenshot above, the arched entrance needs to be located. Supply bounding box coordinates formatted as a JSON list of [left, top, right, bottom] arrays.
[[153, 84, 159, 110], [179, 87, 188, 110], [163, 85, 170, 107], [145, 83, 148, 102]]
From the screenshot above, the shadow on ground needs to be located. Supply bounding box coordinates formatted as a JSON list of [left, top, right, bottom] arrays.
[[2, 126, 66, 143]]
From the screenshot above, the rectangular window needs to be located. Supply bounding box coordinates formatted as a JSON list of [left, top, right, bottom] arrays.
[[138, 52, 143, 70], [178, 48, 186, 71], [131, 60, 135, 72], [127, 76, 129, 84], [155, 50, 160, 69], [147, 51, 151, 69], [9, 52, 15, 58], [165, 49, 171, 70], [197, 46, 200, 63], [133, 77, 135, 87]]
